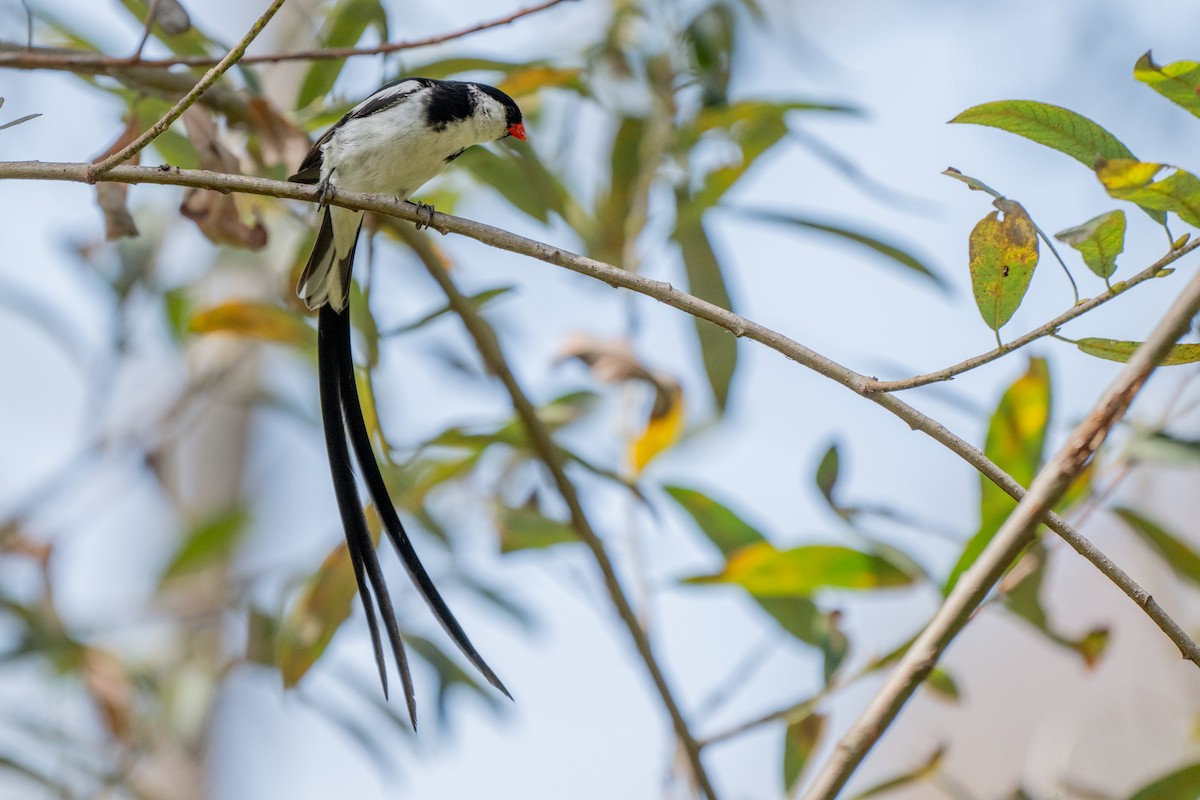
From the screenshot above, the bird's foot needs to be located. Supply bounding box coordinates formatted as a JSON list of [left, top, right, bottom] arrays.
[[316, 179, 335, 209], [413, 201, 435, 230]]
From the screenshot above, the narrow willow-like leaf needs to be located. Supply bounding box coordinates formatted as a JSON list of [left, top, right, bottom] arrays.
[[684, 542, 915, 595], [189, 301, 316, 347], [276, 510, 383, 687], [783, 714, 827, 794], [951, 100, 1135, 166], [1134, 51, 1200, 119], [1127, 761, 1200, 800], [735, 208, 945, 289], [296, 0, 388, 109], [968, 199, 1039, 333], [1114, 508, 1200, 585], [945, 358, 1050, 592], [668, 487, 844, 666], [497, 505, 579, 553], [1095, 158, 1200, 228], [1054, 210, 1125, 281], [847, 747, 944, 800], [1074, 337, 1200, 366], [160, 507, 249, 581], [674, 208, 737, 410], [814, 443, 840, 510], [461, 144, 570, 224], [665, 485, 765, 555]]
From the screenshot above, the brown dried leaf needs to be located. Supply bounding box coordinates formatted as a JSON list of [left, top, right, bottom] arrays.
[[180, 108, 268, 249], [97, 183, 139, 239], [245, 96, 311, 170], [94, 115, 143, 240], [152, 0, 192, 35], [82, 647, 134, 742]]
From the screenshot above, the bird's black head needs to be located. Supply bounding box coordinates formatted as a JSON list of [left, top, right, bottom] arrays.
[[473, 83, 526, 142]]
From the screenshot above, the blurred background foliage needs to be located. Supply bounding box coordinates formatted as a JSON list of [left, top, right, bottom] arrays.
[[4, 0, 1200, 798]]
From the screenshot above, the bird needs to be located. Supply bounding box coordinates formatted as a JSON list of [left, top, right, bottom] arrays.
[[288, 77, 526, 727]]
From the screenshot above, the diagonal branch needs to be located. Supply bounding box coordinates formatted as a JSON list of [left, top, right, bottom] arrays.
[[86, 0, 288, 180], [2, 161, 1198, 672], [395, 226, 718, 800], [801, 265, 1200, 800], [865, 244, 1195, 393], [0, 0, 571, 72]]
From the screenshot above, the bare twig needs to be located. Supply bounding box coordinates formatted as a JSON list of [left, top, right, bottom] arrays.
[[133, 0, 162, 60], [866, 242, 1198, 393], [0, 0, 571, 71], [86, 0, 288, 180], [2, 161, 1197, 673], [801, 267, 1200, 800], [396, 227, 718, 799]]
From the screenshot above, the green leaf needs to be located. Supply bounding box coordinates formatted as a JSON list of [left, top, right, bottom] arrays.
[[459, 143, 570, 224], [1125, 432, 1200, 466], [1074, 338, 1200, 366], [1134, 51, 1200, 120], [1002, 543, 1111, 666], [924, 668, 960, 702], [946, 358, 1051, 592], [684, 542, 915, 595], [968, 199, 1039, 334], [847, 747, 944, 800], [161, 507, 249, 581], [735, 208, 945, 290], [666, 487, 847, 672], [382, 286, 514, 337], [296, 0, 388, 109], [1127, 761, 1200, 800], [814, 443, 840, 512], [684, 100, 853, 217], [592, 115, 647, 266], [950, 100, 1135, 166], [665, 485, 765, 555], [402, 57, 527, 80], [276, 510, 382, 687], [1095, 158, 1200, 228], [497, 505, 579, 553], [405, 635, 496, 715], [674, 209, 737, 410], [783, 713, 827, 794], [0, 112, 40, 132], [1054, 210, 1125, 281], [757, 598, 848, 680], [1114, 508, 1200, 586]]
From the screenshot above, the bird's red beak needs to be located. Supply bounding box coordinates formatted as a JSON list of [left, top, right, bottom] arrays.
[[507, 122, 527, 142]]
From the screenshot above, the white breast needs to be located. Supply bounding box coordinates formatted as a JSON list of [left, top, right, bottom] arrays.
[[319, 92, 495, 200]]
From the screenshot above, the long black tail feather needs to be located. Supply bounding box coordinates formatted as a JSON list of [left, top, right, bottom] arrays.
[[328, 304, 512, 700], [318, 304, 418, 728]]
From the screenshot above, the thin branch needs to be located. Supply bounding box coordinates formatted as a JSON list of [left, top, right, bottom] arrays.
[[396, 227, 718, 800], [0, 0, 571, 71], [86, 0, 288, 180], [132, 0, 162, 60], [865, 241, 1198, 393], [3, 161, 1198, 673], [801, 266, 1200, 800]]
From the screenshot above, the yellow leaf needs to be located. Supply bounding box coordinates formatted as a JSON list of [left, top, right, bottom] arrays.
[[1095, 158, 1165, 190], [189, 301, 315, 347], [276, 506, 382, 687], [630, 383, 684, 473], [968, 199, 1039, 332]]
